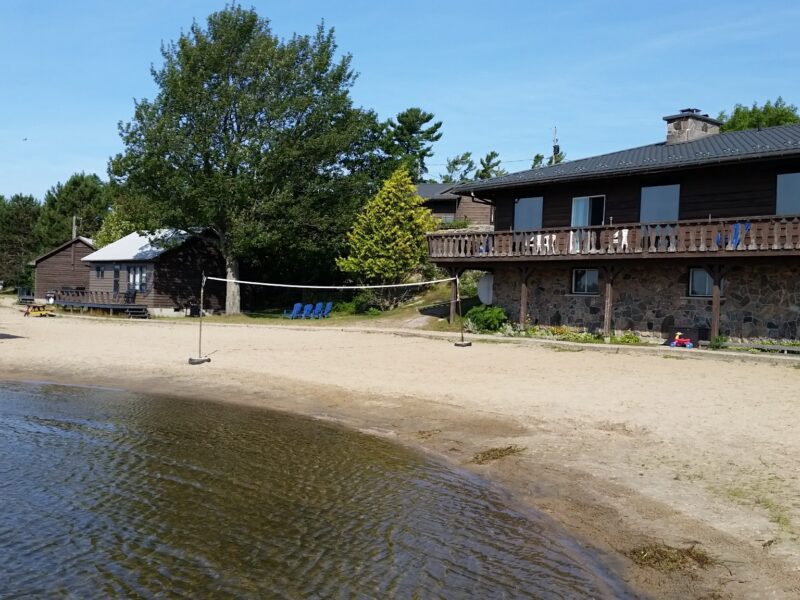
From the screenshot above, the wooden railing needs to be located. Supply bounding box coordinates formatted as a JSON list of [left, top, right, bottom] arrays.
[[428, 215, 800, 260], [54, 289, 138, 306]]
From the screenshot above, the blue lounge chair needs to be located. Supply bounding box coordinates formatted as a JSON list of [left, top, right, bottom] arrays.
[[320, 301, 333, 318], [300, 303, 313, 319], [283, 302, 302, 319], [309, 301, 323, 319]]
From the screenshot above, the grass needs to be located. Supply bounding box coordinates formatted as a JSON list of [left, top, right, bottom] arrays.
[[470, 445, 526, 465], [625, 543, 715, 572], [722, 485, 793, 533]]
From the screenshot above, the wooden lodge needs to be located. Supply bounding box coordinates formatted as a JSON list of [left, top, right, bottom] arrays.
[[428, 110, 800, 340], [51, 230, 227, 317], [33, 237, 96, 299], [416, 183, 493, 227]]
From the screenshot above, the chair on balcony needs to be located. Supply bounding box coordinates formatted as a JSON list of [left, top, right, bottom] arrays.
[[612, 228, 630, 252], [283, 302, 303, 319]]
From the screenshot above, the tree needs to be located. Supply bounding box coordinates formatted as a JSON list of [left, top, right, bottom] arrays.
[[34, 173, 109, 248], [384, 108, 443, 182], [548, 150, 566, 166], [0, 194, 42, 288], [440, 152, 475, 183], [531, 153, 545, 169], [336, 168, 435, 286], [110, 6, 388, 314], [717, 97, 800, 131], [474, 151, 507, 180]]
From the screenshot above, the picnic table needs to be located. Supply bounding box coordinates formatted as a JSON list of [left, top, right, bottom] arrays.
[[23, 303, 54, 317]]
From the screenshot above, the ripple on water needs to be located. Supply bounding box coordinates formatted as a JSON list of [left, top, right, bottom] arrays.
[[0, 381, 628, 598]]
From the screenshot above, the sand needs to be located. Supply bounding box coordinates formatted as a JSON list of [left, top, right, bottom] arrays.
[[2, 301, 800, 598]]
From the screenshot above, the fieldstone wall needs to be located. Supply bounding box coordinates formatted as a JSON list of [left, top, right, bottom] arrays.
[[492, 261, 800, 340]]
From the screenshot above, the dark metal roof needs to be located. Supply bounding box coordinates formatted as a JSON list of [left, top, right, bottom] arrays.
[[662, 108, 722, 125], [416, 183, 459, 200], [452, 123, 800, 196]]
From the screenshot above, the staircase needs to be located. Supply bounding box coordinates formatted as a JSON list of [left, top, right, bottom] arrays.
[[125, 306, 150, 319]]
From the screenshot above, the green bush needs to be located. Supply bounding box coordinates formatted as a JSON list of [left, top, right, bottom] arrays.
[[464, 304, 508, 332], [436, 218, 471, 230], [611, 331, 641, 345], [709, 335, 729, 350]]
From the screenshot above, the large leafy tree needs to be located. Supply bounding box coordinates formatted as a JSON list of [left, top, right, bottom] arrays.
[[440, 152, 475, 183], [384, 108, 443, 182], [0, 194, 42, 288], [718, 97, 800, 132], [474, 150, 508, 180], [337, 168, 435, 285], [109, 6, 388, 314], [34, 173, 109, 248]]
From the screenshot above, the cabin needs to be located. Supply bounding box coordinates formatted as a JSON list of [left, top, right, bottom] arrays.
[[67, 230, 226, 317], [416, 183, 493, 228], [428, 109, 800, 341], [33, 237, 96, 300]]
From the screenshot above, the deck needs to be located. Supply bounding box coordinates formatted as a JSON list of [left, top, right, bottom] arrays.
[[428, 215, 800, 263], [53, 290, 149, 318]]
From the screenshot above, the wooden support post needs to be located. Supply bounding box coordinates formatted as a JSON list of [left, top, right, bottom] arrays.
[[448, 268, 459, 324], [518, 266, 531, 327], [602, 266, 619, 339], [710, 265, 724, 340]]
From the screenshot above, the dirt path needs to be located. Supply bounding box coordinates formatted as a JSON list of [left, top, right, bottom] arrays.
[[2, 302, 799, 598]]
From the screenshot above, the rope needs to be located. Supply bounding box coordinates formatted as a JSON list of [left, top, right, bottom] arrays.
[[205, 276, 456, 290]]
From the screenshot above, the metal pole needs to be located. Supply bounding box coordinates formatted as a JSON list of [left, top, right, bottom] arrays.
[[189, 273, 211, 364], [454, 274, 471, 347]]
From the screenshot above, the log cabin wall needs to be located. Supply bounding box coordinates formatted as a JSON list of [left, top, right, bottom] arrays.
[[486, 157, 800, 231], [152, 236, 225, 311], [455, 195, 493, 225], [34, 239, 94, 298]]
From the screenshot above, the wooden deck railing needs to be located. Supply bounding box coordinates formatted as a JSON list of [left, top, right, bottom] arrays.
[[54, 289, 138, 306], [428, 215, 800, 260]]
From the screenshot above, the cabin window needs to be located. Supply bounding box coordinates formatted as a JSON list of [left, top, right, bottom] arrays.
[[640, 185, 680, 222], [128, 266, 148, 293], [113, 264, 120, 294], [95, 266, 105, 279], [776, 173, 800, 216], [689, 268, 724, 297], [514, 197, 543, 231], [572, 269, 599, 295], [571, 196, 605, 227]]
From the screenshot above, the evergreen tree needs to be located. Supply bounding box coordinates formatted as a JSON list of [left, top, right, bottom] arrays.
[[34, 173, 109, 248], [337, 168, 435, 284], [548, 150, 566, 165], [474, 151, 507, 179], [531, 153, 545, 169], [0, 194, 42, 287], [440, 152, 475, 183], [384, 108, 443, 182], [718, 97, 800, 131]]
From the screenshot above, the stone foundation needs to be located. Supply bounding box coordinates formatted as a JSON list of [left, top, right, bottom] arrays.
[[492, 261, 800, 340]]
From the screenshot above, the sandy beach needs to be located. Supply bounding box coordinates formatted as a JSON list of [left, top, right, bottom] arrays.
[[2, 301, 800, 598]]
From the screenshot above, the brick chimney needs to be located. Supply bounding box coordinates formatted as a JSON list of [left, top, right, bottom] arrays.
[[663, 108, 722, 144]]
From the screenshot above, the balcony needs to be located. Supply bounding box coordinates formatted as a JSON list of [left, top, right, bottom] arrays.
[[428, 215, 800, 263]]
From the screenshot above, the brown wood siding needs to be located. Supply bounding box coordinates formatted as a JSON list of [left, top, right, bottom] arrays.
[[485, 157, 800, 230], [456, 196, 493, 225], [86, 262, 154, 306], [34, 240, 94, 298], [152, 236, 225, 311]]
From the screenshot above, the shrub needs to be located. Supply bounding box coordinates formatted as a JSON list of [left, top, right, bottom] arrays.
[[612, 331, 641, 345], [435, 218, 471, 230], [709, 335, 729, 350], [464, 304, 508, 332]]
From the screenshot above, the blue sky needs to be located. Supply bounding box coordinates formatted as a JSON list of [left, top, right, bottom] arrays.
[[2, 0, 799, 199]]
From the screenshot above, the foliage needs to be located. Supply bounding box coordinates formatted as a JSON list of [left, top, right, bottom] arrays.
[[334, 290, 379, 314], [33, 173, 109, 247], [458, 270, 483, 297], [611, 331, 641, 345], [440, 152, 475, 183], [109, 6, 390, 313], [718, 97, 800, 132], [0, 194, 42, 287], [548, 150, 566, 165], [464, 304, 508, 332], [709, 335, 729, 350], [434, 217, 471, 230], [337, 167, 436, 284], [383, 107, 443, 182], [474, 150, 507, 180], [531, 153, 545, 168], [527, 325, 603, 343]]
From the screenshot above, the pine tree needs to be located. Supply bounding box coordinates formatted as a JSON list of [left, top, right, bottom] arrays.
[[440, 152, 476, 183], [474, 151, 507, 179], [337, 168, 436, 284]]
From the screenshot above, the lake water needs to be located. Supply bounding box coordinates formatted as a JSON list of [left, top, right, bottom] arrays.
[[0, 381, 628, 598]]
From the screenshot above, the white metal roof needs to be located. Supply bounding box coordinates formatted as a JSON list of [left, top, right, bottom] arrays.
[[82, 230, 189, 262]]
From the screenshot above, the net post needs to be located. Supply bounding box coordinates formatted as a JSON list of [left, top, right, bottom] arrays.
[[453, 273, 471, 347], [189, 272, 211, 364]]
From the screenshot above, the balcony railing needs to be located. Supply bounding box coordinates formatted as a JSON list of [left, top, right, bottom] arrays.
[[428, 215, 800, 261]]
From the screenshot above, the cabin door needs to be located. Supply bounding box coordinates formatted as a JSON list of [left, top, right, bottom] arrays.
[[113, 264, 120, 295]]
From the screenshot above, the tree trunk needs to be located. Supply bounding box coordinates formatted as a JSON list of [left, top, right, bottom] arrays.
[[225, 253, 241, 315]]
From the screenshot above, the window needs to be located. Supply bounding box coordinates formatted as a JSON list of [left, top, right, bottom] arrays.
[[689, 268, 724, 297], [777, 173, 800, 215], [571, 196, 605, 227], [113, 264, 120, 294], [514, 196, 543, 231], [128, 265, 148, 293], [95, 265, 104, 279], [640, 184, 680, 222], [572, 269, 599, 295]]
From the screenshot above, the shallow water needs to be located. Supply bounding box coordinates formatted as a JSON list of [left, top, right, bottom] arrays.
[[0, 381, 626, 598]]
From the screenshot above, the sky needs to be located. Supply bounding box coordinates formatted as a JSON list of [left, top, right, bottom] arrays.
[[1, 0, 799, 199]]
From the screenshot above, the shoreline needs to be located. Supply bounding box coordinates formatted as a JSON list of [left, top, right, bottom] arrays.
[[2, 305, 800, 598]]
